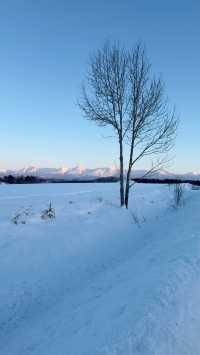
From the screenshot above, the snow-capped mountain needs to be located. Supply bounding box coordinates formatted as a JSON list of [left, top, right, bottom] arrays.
[[0, 166, 200, 180], [0, 166, 120, 180]]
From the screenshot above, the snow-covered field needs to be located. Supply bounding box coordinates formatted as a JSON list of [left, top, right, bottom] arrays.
[[1, 182, 200, 354]]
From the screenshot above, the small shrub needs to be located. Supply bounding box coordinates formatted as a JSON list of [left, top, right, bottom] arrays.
[[174, 183, 184, 208], [41, 202, 55, 220], [11, 213, 25, 225], [11, 209, 27, 225]]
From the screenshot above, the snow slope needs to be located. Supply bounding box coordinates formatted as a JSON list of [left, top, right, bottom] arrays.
[[1, 183, 200, 354]]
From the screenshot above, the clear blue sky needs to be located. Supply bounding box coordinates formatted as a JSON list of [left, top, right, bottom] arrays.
[[0, 0, 199, 172]]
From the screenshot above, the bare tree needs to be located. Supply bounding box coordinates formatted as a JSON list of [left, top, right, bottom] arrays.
[[79, 42, 178, 208], [79, 43, 130, 206], [124, 44, 178, 208]]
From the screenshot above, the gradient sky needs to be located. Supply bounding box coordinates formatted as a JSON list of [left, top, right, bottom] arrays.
[[0, 0, 199, 172]]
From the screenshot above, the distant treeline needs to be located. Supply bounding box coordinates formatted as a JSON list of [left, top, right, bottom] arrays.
[[133, 177, 200, 186], [0, 175, 45, 184], [48, 176, 119, 183], [0, 175, 119, 184], [1, 175, 200, 186]]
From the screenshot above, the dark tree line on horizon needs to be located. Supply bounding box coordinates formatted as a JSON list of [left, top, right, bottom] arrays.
[[0, 175, 45, 184], [0, 175, 119, 184]]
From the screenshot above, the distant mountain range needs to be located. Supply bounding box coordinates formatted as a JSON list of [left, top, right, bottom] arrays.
[[0, 166, 200, 181]]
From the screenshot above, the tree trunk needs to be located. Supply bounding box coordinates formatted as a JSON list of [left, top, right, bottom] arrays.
[[125, 168, 131, 208], [119, 135, 125, 206], [125, 132, 134, 208]]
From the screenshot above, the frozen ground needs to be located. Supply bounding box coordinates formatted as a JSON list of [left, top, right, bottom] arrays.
[[1, 182, 200, 354]]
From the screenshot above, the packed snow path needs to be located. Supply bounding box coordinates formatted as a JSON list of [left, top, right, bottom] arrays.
[[1, 183, 200, 354]]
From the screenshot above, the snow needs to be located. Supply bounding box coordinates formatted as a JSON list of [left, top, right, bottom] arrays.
[[1, 182, 200, 354]]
